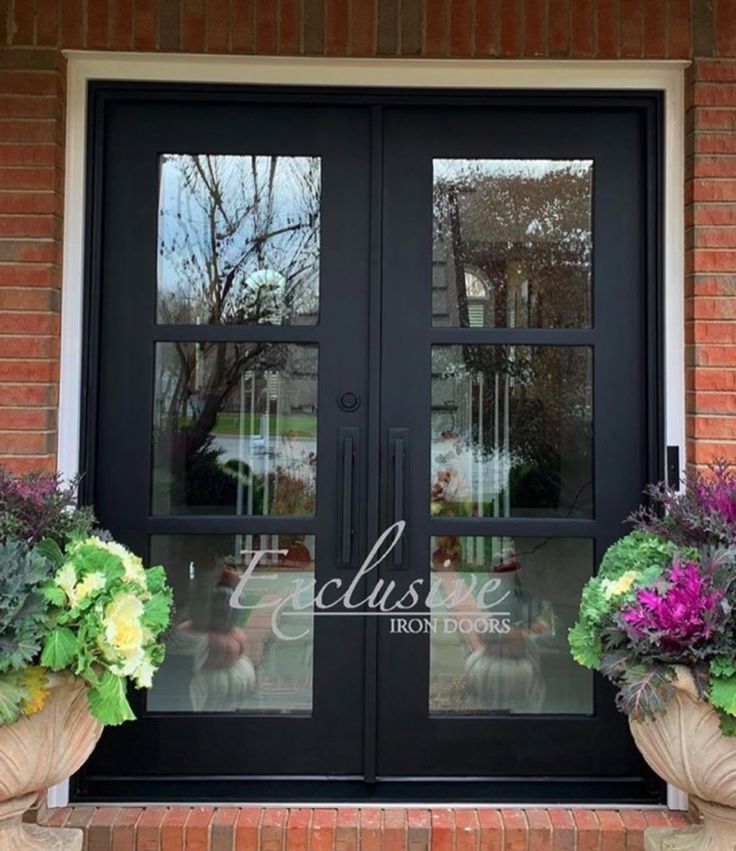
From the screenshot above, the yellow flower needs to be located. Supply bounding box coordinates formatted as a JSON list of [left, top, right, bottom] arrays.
[[54, 563, 77, 603], [102, 592, 146, 663], [69, 571, 106, 607], [19, 667, 49, 717], [602, 570, 638, 600], [95, 539, 147, 588]]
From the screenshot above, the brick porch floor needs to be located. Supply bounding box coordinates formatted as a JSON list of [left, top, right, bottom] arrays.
[[35, 806, 693, 850]]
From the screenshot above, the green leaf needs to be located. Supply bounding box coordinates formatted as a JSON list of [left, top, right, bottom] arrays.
[[568, 620, 602, 670], [145, 566, 168, 595], [35, 538, 65, 569], [0, 541, 55, 677], [40, 583, 66, 607], [76, 659, 100, 687], [615, 665, 675, 722], [710, 675, 736, 716], [71, 543, 124, 585], [2, 633, 42, 671], [86, 670, 135, 726], [40, 627, 78, 671], [0, 673, 25, 725], [598, 531, 681, 582], [719, 710, 736, 737], [141, 594, 171, 635], [147, 642, 166, 666], [711, 657, 736, 678]]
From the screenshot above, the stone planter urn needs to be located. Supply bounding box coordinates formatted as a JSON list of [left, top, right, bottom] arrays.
[[0, 674, 103, 850], [629, 666, 736, 851]]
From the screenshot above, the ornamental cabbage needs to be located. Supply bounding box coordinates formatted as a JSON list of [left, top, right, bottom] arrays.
[[570, 463, 736, 735], [0, 534, 172, 727]]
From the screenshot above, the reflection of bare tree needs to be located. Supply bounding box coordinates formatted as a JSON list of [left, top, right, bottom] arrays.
[[154, 155, 320, 513], [159, 154, 320, 325], [163, 341, 272, 454], [154, 341, 318, 514]]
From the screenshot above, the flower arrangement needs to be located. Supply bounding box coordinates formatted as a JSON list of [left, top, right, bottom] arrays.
[[570, 462, 736, 734], [0, 473, 172, 727]]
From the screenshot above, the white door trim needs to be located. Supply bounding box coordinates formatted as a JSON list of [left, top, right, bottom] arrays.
[[53, 52, 689, 810]]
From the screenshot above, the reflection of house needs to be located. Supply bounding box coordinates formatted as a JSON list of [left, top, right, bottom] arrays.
[[432, 164, 592, 329], [218, 346, 319, 417]]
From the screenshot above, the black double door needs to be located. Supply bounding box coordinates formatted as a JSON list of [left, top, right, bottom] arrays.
[[80, 86, 662, 802]]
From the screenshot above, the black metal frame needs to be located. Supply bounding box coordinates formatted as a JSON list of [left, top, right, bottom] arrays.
[[75, 82, 665, 804]]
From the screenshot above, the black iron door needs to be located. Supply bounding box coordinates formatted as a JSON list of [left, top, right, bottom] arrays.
[[80, 88, 661, 803], [82, 93, 372, 795], [375, 102, 660, 800]]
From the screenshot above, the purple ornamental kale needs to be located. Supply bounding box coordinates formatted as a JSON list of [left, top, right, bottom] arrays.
[[13, 477, 57, 506], [0, 470, 96, 546], [632, 461, 736, 547], [619, 560, 726, 654], [695, 476, 736, 526]]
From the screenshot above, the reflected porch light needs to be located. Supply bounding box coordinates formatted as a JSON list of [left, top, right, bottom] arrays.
[[245, 268, 287, 324]]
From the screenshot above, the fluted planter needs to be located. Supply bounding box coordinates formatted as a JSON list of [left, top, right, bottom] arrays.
[[0, 675, 103, 850], [629, 666, 736, 851]]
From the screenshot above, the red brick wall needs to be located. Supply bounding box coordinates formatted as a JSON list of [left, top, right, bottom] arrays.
[[0, 1, 735, 474], [37, 803, 692, 851], [686, 57, 736, 465]]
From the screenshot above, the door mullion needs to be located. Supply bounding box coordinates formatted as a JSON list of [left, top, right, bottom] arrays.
[[361, 104, 386, 785]]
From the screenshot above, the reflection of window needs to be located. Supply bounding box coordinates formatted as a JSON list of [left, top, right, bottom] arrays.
[[465, 268, 492, 328]]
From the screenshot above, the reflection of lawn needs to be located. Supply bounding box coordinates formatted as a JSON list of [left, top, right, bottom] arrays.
[[212, 413, 317, 438]]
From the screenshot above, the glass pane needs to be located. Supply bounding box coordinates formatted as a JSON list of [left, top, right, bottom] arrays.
[[430, 345, 592, 518], [152, 343, 317, 516], [429, 536, 593, 715], [432, 159, 593, 329], [157, 154, 320, 325], [147, 534, 315, 714]]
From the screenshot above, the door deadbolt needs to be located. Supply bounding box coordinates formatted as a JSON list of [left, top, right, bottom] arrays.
[[338, 392, 360, 412]]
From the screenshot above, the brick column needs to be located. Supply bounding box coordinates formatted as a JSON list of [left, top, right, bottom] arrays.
[[0, 46, 65, 474], [686, 59, 736, 467]]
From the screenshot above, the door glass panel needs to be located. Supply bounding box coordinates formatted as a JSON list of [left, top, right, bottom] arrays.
[[147, 534, 315, 714], [428, 536, 593, 715], [152, 343, 318, 516], [430, 345, 593, 518], [157, 154, 321, 325], [432, 159, 593, 328]]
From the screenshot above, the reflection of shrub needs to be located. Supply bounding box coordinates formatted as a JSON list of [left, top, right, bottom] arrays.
[[156, 427, 316, 515], [156, 429, 238, 510], [185, 438, 240, 508], [269, 468, 316, 515], [510, 460, 561, 510]]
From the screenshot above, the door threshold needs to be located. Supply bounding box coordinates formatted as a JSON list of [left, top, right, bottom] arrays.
[[73, 777, 665, 806], [69, 801, 673, 810]]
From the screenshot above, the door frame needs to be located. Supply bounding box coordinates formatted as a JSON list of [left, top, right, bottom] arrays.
[[54, 52, 688, 810]]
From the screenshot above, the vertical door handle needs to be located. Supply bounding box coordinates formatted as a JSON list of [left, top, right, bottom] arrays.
[[389, 429, 409, 569], [338, 428, 358, 567]]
